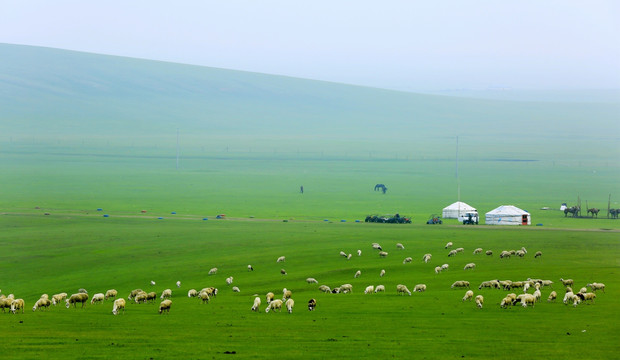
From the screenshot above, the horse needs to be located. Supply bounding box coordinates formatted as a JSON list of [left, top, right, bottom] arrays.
[[587, 208, 600, 218], [610, 209, 619, 219], [374, 184, 387, 194], [564, 206, 580, 217]]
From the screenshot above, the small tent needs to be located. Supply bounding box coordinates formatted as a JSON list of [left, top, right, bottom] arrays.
[[485, 205, 531, 225], [442, 201, 477, 219]]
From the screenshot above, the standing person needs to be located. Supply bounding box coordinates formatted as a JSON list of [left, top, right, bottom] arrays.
[[300, 185, 304, 194]]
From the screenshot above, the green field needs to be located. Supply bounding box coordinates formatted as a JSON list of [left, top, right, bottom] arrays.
[[1, 44, 619, 359]]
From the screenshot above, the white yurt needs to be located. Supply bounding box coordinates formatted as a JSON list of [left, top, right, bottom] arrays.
[[485, 205, 531, 225], [442, 201, 477, 219]]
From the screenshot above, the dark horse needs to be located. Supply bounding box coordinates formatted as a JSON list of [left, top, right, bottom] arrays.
[[374, 184, 387, 194], [587, 208, 600, 218], [564, 206, 580, 217]]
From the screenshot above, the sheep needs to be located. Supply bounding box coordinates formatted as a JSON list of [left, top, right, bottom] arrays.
[[541, 280, 554, 288], [353, 270, 361, 278], [199, 291, 210, 304], [285, 298, 295, 313], [248, 265, 254, 271], [473, 248, 483, 254], [281, 269, 287, 275], [510, 281, 524, 290], [11, 299, 25, 314], [266, 299, 283, 313], [51, 293, 67, 305], [134, 292, 148, 304], [78, 288, 88, 294], [506, 293, 517, 302], [339, 251, 347, 257], [201, 287, 217, 298], [547, 291, 557, 302], [445, 242, 453, 249], [423, 254, 432, 263], [357, 250, 362, 256], [276, 256, 286, 263], [499, 251, 511, 259], [150, 281, 156, 286], [308, 298, 317, 311], [475, 295, 484, 308], [0, 297, 12, 313], [403, 257, 413, 264], [451, 281, 470, 289], [499, 280, 512, 290], [232, 286, 240, 293], [560, 278, 574, 286], [379, 251, 388, 258], [105, 289, 117, 300], [587, 282, 605, 292], [225, 277, 234, 286], [485, 250, 493, 256], [160, 289, 172, 299], [340, 284, 353, 293], [396, 243, 405, 250], [478, 280, 499, 290], [533, 289, 542, 302], [509, 250, 516, 255], [318, 285, 331, 293], [448, 250, 457, 257], [251, 296, 261, 312], [266, 292, 275, 304], [523, 283, 531, 293], [380, 269, 386, 277], [455, 247, 464, 253], [112, 298, 126, 315], [578, 287, 588, 294], [515, 250, 525, 257], [396, 284, 412, 296], [434, 266, 442, 274], [374, 285, 385, 293], [364, 285, 375, 294], [534, 251, 542, 258], [176, 281, 182, 288], [563, 291, 576, 304], [32, 298, 51, 312], [413, 284, 426, 292], [462, 290, 474, 302], [463, 263, 476, 270], [208, 267, 218, 275], [66, 293, 89, 308], [306, 278, 319, 284], [347, 254, 352, 260], [331, 287, 341, 294], [282, 288, 292, 301], [372, 243, 382, 250], [40, 294, 49, 300], [500, 297, 513, 308], [188, 289, 198, 298], [91, 293, 105, 305], [580, 292, 596, 304], [520, 294, 536, 307], [159, 299, 172, 314], [128, 289, 144, 300], [441, 264, 449, 271]]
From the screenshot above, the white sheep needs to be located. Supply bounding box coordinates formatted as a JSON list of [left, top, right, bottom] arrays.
[[226, 277, 234, 285], [306, 278, 319, 284], [232, 286, 240, 293], [403, 257, 413, 264], [560, 278, 574, 286], [500, 297, 513, 308], [434, 266, 442, 274], [485, 250, 493, 256], [105, 289, 117, 300], [66, 293, 89, 308], [357, 250, 362, 256], [547, 291, 557, 302], [463, 263, 476, 270], [423, 254, 431, 263], [134, 292, 148, 303], [413, 284, 426, 292], [347, 253, 352, 260], [379, 251, 388, 258], [396, 243, 405, 250], [523, 283, 530, 293], [473, 248, 483, 254], [160, 289, 172, 299], [159, 299, 172, 314], [282, 288, 292, 301], [380, 269, 386, 277], [520, 294, 536, 307], [208, 267, 218, 275], [340, 284, 353, 293], [91, 293, 105, 305], [198, 291, 210, 304], [580, 292, 596, 303], [51, 293, 67, 305], [280, 269, 287, 275], [150, 281, 156, 286], [441, 264, 449, 271], [374, 285, 385, 293], [396, 284, 411, 296], [339, 251, 347, 257], [587, 282, 605, 292], [285, 298, 295, 313], [578, 287, 588, 294], [11, 299, 25, 314], [187, 289, 198, 298], [266, 299, 283, 313], [112, 298, 126, 315], [499, 251, 511, 259], [455, 247, 464, 253], [563, 291, 576, 304], [176, 281, 181, 288], [251, 296, 261, 312], [534, 251, 542, 258], [364, 285, 375, 294], [372, 243, 382, 250], [478, 280, 499, 289], [276, 256, 286, 263], [451, 281, 470, 289], [462, 290, 474, 302], [266, 292, 275, 304], [354, 270, 361, 278], [533, 289, 542, 302], [475, 295, 484, 308], [445, 242, 453, 249], [318, 285, 331, 293], [248, 264, 254, 271], [32, 298, 51, 312], [448, 250, 457, 257]]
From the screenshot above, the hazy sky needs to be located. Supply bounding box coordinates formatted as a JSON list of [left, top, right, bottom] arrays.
[[2, 1, 619, 91]]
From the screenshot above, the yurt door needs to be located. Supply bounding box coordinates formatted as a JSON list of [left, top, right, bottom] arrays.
[[522, 215, 528, 225]]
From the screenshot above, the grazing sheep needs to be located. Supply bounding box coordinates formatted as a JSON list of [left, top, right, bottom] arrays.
[[499, 280, 512, 290], [445, 242, 453, 249], [374, 285, 385, 293], [232, 286, 240, 293], [473, 248, 483, 254], [372, 243, 382, 250], [160, 289, 172, 299], [500, 297, 513, 308], [198, 291, 210, 304], [451, 281, 470, 289], [11, 299, 25, 314], [266, 299, 283, 313], [423, 254, 432, 263], [413, 284, 426, 292], [541, 280, 554, 288], [475, 295, 484, 308], [306, 278, 319, 284], [396, 243, 405, 250], [32, 298, 51, 312], [66, 293, 89, 308], [78, 288, 88, 294], [201, 287, 217, 298], [308, 298, 317, 311], [285, 298, 295, 313], [91, 293, 105, 305], [563, 291, 576, 304], [128, 289, 144, 300], [478, 280, 500, 290], [187, 289, 198, 298], [506, 293, 517, 302], [380, 269, 386, 277], [379, 251, 388, 258], [134, 292, 148, 304], [145, 292, 157, 303], [560, 278, 574, 287], [0, 297, 12, 313], [435, 266, 442, 274], [277, 256, 286, 263], [462, 290, 474, 302], [51, 293, 67, 305], [510, 281, 524, 290], [534, 251, 542, 258], [226, 277, 234, 285], [532, 289, 542, 302], [318, 285, 331, 293], [266, 292, 275, 304], [364, 285, 375, 294], [448, 250, 457, 257], [523, 283, 531, 293], [105, 289, 117, 300], [520, 294, 536, 307], [580, 292, 596, 303], [112, 298, 126, 315], [578, 287, 588, 294], [441, 264, 449, 271], [547, 291, 557, 302], [347, 254, 352, 260], [331, 287, 341, 294], [208, 267, 218, 275], [282, 288, 292, 301], [340, 284, 353, 293], [158, 299, 172, 314], [463, 263, 476, 270], [396, 284, 412, 296], [354, 270, 361, 278], [176, 281, 181, 288], [455, 247, 464, 253], [150, 281, 156, 286], [499, 251, 511, 259], [485, 250, 493, 256], [251, 296, 261, 312], [357, 250, 362, 256], [403, 257, 413, 264], [247, 265, 254, 271], [281, 269, 287, 275], [587, 282, 605, 292], [515, 250, 526, 257], [339, 251, 347, 257]]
